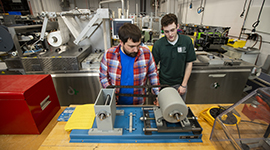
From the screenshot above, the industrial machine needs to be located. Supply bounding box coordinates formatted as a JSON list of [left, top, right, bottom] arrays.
[[3, 8, 110, 74], [1, 8, 111, 106], [69, 87, 203, 143], [180, 24, 230, 51]]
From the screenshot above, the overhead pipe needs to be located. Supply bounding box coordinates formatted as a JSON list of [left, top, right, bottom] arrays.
[[167, 0, 170, 13], [121, 0, 124, 18], [99, 0, 124, 18], [200, 0, 206, 25], [127, 0, 129, 18], [136, 3, 138, 16], [155, 0, 158, 17], [99, 0, 121, 8], [144, 0, 146, 14]]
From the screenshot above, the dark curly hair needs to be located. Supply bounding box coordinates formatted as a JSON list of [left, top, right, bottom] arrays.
[[161, 13, 178, 27], [118, 23, 141, 44]]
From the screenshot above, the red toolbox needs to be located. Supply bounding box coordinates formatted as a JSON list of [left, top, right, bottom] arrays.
[[0, 75, 60, 134]]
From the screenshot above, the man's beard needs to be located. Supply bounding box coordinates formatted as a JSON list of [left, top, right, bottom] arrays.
[[123, 46, 138, 57]]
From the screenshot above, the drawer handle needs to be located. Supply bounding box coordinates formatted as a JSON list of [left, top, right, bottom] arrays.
[[40, 95, 51, 110], [209, 74, 226, 78]]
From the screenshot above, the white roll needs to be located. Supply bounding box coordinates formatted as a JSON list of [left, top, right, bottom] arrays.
[[47, 31, 69, 47], [47, 17, 70, 47], [158, 87, 188, 123]]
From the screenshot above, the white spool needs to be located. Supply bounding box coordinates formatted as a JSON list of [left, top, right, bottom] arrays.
[[158, 87, 188, 123], [47, 17, 70, 47], [47, 31, 69, 47]]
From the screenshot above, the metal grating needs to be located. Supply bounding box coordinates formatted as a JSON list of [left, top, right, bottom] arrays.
[[42, 57, 79, 72], [21, 57, 43, 72]]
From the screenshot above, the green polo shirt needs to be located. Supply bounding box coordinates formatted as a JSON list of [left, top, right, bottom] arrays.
[[152, 33, 196, 86]]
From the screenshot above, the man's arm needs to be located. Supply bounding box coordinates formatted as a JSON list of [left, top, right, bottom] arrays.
[[148, 52, 160, 95], [99, 53, 110, 88], [178, 62, 193, 95], [152, 44, 160, 66]]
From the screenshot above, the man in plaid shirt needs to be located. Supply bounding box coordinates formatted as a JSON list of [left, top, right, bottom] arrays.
[[99, 23, 160, 105]]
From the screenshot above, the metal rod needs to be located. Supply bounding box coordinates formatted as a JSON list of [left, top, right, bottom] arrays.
[[140, 117, 155, 121], [140, 116, 197, 121], [155, 0, 158, 17], [167, 0, 170, 13], [129, 112, 133, 132], [185, 0, 188, 24], [100, 113, 105, 120], [142, 107, 153, 110], [99, 0, 121, 8], [102, 19, 108, 50], [104, 94, 111, 105], [143, 128, 158, 132], [127, 0, 129, 18], [180, 120, 185, 127], [175, 113, 180, 122], [121, 0, 124, 18]]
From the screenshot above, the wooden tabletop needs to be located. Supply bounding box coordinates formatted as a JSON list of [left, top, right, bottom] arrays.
[[37, 104, 228, 150], [0, 107, 67, 150]]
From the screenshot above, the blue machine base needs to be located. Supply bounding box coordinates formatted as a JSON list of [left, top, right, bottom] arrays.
[[70, 107, 203, 143]]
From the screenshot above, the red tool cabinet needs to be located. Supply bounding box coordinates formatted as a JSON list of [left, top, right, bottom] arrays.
[[0, 74, 60, 134]]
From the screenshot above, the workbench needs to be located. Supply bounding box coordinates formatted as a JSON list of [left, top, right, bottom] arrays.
[[0, 104, 229, 150]]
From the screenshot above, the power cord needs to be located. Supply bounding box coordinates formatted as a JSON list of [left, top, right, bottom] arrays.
[[252, 0, 265, 32], [240, 0, 248, 18], [197, 0, 204, 14]]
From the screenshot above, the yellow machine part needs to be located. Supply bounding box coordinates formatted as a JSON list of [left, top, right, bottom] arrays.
[[227, 39, 246, 48], [199, 106, 241, 127], [147, 45, 153, 51]]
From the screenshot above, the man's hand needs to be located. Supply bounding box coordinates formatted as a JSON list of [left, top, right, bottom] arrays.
[[178, 86, 186, 95], [153, 97, 159, 106]]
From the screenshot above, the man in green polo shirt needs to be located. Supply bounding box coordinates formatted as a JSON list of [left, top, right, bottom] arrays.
[[152, 13, 196, 103]]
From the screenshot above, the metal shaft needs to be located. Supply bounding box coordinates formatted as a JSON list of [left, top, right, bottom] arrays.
[[143, 128, 158, 132], [104, 94, 111, 105], [129, 112, 133, 133]]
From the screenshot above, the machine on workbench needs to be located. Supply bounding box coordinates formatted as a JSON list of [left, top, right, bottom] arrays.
[[70, 87, 203, 143]]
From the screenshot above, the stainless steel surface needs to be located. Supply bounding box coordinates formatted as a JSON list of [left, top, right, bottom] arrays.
[[73, 9, 109, 45], [186, 51, 255, 104], [21, 45, 91, 74], [4, 57, 24, 70], [222, 45, 260, 65], [51, 72, 101, 106], [81, 52, 103, 70], [187, 70, 251, 104]]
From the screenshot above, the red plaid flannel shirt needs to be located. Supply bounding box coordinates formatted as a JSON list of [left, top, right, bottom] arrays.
[[100, 44, 160, 104]]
